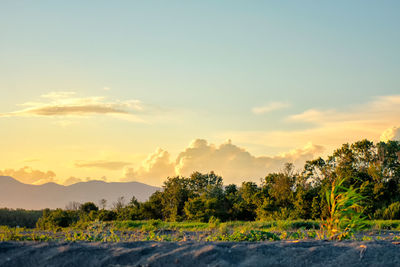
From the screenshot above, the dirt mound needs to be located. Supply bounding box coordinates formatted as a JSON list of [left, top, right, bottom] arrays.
[[1, 240, 400, 266]]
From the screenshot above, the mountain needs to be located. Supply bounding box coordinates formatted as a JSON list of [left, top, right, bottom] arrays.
[[0, 176, 160, 210]]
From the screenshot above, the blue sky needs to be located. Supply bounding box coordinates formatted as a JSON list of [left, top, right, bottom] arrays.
[[0, 1, 399, 185]]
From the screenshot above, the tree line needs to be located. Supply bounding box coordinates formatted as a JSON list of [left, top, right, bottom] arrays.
[[3, 139, 400, 228]]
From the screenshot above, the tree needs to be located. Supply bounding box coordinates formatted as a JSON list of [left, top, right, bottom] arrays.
[[140, 191, 163, 219], [80, 202, 99, 213], [129, 196, 140, 209], [238, 182, 259, 220], [113, 196, 126, 212], [98, 199, 107, 210], [65, 201, 81, 211], [161, 176, 192, 221]]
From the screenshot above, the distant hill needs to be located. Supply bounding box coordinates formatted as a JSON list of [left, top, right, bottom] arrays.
[[0, 176, 160, 210]]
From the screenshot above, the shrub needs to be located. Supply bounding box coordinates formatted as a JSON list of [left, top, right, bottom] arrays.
[[383, 202, 400, 220], [36, 209, 79, 229], [98, 210, 117, 221], [319, 176, 366, 240]]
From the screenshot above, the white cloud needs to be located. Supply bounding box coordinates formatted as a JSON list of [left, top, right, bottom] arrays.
[[121, 148, 175, 185], [122, 139, 324, 185], [381, 126, 400, 142], [225, 95, 400, 154], [41, 91, 77, 99], [174, 139, 323, 184], [288, 109, 334, 122], [289, 95, 400, 125], [1, 140, 325, 186], [0, 91, 145, 122], [252, 102, 290, 114]]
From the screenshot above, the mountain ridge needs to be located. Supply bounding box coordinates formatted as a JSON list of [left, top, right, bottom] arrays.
[[0, 176, 160, 210]]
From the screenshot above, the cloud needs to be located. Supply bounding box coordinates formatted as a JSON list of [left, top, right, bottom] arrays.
[[252, 102, 290, 115], [74, 160, 132, 170], [289, 95, 400, 125], [224, 95, 400, 153], [0, 91, 145, 122], [41, 91, 77, 99], [174, 139, 323, 184], [121, 148, 175, 184], [62, 176, 107, 185], [288, 109, 334, 122], [63, 176, 84, 186], [0, 166, 56, 185], [123, 139, 324, 185], [380, 126, 400, 142], [0, 140, 324, 186]]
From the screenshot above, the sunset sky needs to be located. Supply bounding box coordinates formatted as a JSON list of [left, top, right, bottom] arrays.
[[1, 1, 399, 186]]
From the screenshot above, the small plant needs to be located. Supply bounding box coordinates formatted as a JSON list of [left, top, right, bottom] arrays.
[[318, 176, 366, 240], [208, 216, 220, 230], [361, 235, 373, 241], [206, 229, 280, 242], [141, 219, 162, 232]]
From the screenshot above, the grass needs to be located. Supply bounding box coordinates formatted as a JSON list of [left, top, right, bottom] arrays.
[[111, 219, 320, 232], [2, 220, 400, 242]]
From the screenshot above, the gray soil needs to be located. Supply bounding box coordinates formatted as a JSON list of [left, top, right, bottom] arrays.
[[1, 240, 400, 267]]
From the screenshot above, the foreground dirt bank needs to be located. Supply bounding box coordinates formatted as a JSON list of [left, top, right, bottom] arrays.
[[1, 240, 400, 267]]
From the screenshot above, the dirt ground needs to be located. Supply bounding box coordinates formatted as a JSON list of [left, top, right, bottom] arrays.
[[1, 240, 400, 267]]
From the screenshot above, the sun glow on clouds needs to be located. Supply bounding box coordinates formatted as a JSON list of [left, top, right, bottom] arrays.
[[0, 91, 145, 122], [252, 102, 290, 114], [0, 167, 56, 185], [3, 125, 398, 187], [121, 139, 324, 185], [381, 126, 400, 142], [1, 93, 399, 187], [226, 95, 400, 154]]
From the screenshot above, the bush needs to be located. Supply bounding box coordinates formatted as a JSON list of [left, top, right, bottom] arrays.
[[36, 209, 79, 229], [0, 208, 43, 228], [80, 202, 99, 213], [383, 202, 400, 220], [98, 210, 117, 221]]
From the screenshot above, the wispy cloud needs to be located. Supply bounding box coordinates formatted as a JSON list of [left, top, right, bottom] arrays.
[[74, 160, 132, 170], [0, 91, 145, 122], [288, 95, 400, 124], [252, 102, 290, 114], [224, 95, 400, 153]]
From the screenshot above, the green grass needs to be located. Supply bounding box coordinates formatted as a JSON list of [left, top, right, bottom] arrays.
[[366, 220, 400, 230], [2, 220, 400, 242], [112, 220, 320, 232]]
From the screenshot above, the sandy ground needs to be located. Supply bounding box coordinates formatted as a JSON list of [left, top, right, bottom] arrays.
[[1, 240, 400, 267]]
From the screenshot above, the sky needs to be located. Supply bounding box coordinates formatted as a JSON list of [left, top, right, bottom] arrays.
[[0, 1, 399, 186]]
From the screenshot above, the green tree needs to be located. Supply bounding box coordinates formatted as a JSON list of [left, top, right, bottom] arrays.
[[161, 176, 192, 221], [80, 202, 99, 213]]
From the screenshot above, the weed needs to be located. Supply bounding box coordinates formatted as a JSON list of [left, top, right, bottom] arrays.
[[319, 176, 367, 240]]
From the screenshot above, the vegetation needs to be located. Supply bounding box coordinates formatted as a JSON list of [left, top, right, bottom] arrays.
[[2, 220, 400, 243], [0, 139, 400, 241], [319, 176, 366, 240], [0, 209, 42, 228]]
